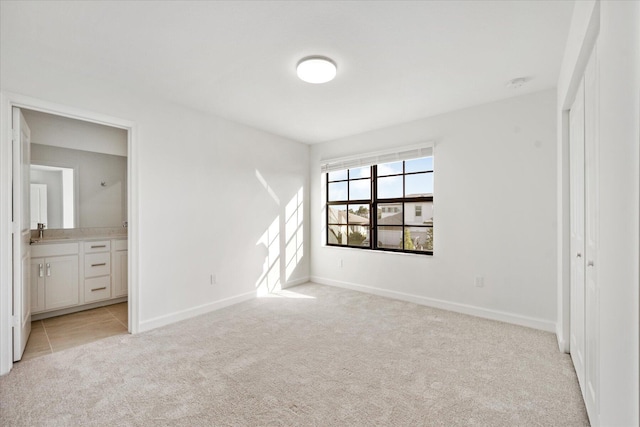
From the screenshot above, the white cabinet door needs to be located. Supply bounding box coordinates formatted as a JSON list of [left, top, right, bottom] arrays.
[[45, 255, 79, 310], [112, 250, 128, 298], [30, 257, 46, 313]]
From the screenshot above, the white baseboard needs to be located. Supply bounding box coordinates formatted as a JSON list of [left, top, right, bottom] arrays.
[[32, 297, 128, 321], [139, 291, 256, 333], [310, 276, 556, 332], [282, 276, 311, 289]]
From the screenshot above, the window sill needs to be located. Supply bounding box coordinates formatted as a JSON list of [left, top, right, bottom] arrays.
[[322, 244, 434, 258]]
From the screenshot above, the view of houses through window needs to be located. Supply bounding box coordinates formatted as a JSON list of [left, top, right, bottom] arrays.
[[326, 156, 433, 255]]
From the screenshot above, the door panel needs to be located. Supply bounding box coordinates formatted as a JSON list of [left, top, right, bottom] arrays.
[[569, 79, 586, 394], [12, 107, 32, 361], [584, 46, 599, 418]]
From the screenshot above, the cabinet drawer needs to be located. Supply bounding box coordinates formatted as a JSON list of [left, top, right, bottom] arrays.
[[84, 252, 110, 277], [84, 241, 110, 253], [32, 242, 79, 258], [85, 276, 111, 303]]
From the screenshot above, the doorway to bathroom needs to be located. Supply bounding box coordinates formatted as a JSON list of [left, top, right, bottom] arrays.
[[0, 93, 138, 373]]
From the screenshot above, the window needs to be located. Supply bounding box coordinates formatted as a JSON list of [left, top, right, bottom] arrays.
[[326, 155, 433, 255]]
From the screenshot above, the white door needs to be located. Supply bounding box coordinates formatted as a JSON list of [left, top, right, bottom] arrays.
[[583, 46, 600, 418], [12, 107, 32, 361], [30, 183, 47, 230], [569, 78, 586, 394]]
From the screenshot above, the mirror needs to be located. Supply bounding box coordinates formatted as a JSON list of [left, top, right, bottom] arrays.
[[23, 108, 128, 231], [30, 164, 75, 229]]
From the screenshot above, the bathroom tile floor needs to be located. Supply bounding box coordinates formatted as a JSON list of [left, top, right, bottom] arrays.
[[20, 302, 128, 362]]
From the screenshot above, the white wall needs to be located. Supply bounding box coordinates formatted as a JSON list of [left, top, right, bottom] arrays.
[[557, 1, 639, 425], [0, 37, 310, 336], [22, 108, 127, 156], [310, 90, 557, 331]]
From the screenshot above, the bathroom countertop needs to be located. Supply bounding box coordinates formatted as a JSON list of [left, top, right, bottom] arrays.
[[30, 227, 128, 244], [30, 235, 127, 245]]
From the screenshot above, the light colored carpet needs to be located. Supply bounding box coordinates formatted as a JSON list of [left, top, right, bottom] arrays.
[[0, 282, 589, 426]]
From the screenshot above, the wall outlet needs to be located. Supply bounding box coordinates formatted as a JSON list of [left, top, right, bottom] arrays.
[[210, 274, 217, 285], [474, 276, 484, 288]]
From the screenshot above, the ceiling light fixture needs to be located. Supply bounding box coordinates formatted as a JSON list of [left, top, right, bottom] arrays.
[[296, 56, 337, 84]]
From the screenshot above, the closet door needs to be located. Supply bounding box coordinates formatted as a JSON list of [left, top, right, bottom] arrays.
[[569, 77, 586, 395], [584, 46, 599, 419]]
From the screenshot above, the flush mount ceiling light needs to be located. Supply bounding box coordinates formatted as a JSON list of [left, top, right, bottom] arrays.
[[296, 56, 337, 84]]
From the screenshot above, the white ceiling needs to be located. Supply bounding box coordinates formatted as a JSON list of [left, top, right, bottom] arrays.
[[0, 1, 574, 144]]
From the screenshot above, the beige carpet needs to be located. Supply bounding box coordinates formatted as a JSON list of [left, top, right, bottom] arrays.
[[0, 283, 589, 426]]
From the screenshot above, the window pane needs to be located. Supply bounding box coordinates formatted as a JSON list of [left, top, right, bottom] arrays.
[[328, 225, 347, 245], [328, 181, 347, 201], [328, 205, 347, 224], [349, 179, 370, 200], [377, 203, 402, 225], [405, 157, 433, 173], [405, 172, 433, 197], [377, 176, 403, 199], [377, 161, 403, 176], [328, 170, 347, 181], [348, 225, 369, 247], [405, 202, 433, 225], [349, 166, 370, 179], [404, 226, 433, 252], [348, 204, 370, 221], [377, 226, 402, 249]]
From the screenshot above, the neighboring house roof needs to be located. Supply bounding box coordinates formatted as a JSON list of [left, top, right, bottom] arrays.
[[377, 212, 403, 225], [328, 209, 369, 225], [378, 212, 434, 226]]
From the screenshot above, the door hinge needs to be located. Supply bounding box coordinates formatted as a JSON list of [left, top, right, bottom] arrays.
[[12, 316, 20, 328], [11, 128, 18, 142]]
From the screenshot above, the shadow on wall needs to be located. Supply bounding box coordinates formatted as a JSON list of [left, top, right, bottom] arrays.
[[254, 169, 304, 297]]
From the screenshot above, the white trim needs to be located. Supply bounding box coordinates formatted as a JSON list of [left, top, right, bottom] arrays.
[[310, 276, 556, 332], [0, 92, 139, 375], [282, 276, 311, 289], [31, 297, 128, 321], [0, 93, 13, 375], [138, 291, 256, 333]]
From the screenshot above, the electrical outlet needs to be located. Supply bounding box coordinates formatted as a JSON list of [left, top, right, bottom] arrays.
[[210, 274, 217, 285], [474, 276, 484, 288]]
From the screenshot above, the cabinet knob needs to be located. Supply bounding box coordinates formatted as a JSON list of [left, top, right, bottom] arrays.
[[587, 260, 594, 267], [46, 263, 51, 277], [38, 263, 43, 278]]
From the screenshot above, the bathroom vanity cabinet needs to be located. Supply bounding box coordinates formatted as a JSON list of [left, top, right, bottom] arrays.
[[30, 237, 127, 318], [30, 243, 79, 312]]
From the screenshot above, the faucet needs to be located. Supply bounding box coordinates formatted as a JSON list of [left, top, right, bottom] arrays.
[[37, 223, 46, 239]]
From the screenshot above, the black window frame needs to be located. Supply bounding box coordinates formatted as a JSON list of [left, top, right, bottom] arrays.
[[326, 157, 434, 255]]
